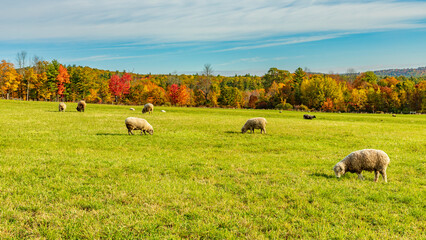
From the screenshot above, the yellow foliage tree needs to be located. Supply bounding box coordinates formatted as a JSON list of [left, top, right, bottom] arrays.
[[351, 88, 368, 112], [36, 72, 50, 100], [24, 68, 37, 100], [0, 60, 19, 99]]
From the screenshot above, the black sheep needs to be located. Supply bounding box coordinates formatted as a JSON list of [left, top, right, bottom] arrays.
[[303, 114, 316, 120]]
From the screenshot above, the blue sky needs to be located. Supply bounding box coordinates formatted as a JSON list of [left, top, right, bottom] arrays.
[[1, 0, 425, 76]]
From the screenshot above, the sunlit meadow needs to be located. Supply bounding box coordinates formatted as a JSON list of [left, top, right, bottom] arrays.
[[0, 100, 424, 239]]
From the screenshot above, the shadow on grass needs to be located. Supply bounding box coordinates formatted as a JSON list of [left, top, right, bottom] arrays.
[[309, 173, 335, 179], [46, 110, 81, 113], [225, 131, 242, 134], [96, 133, 127, 136], [224, 131, 267, 134]]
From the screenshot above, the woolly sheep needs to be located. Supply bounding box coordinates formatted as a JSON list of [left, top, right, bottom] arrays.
[[241, 117, 267, 134], [59, 102, 66, 112], [125, 117, 154, 135], [142, 103, 154, 114], [130, 108, 135, 111], [333, 149, 390, 182], [76, 100, 86, 112], [303, 114, 316, 119]]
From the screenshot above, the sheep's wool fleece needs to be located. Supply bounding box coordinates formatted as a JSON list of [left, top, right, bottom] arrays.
[[341, 149, 390, 172], [77, 100, 86, 111], [59, 102, 66, 111], [242, 117, 267, 133], [143, 103, 154, 113], [244, 118, 267, 127], [125, 117, 152, 130]]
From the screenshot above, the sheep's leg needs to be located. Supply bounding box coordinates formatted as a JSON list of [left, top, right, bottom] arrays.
[[381, 170, 387, 183], [128, 129, 133, 135], [374, 171, 379, 182], [357, 173, 364, 180]]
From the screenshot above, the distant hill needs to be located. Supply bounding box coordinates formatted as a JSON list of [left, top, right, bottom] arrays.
[[373, 67, 426, 77]]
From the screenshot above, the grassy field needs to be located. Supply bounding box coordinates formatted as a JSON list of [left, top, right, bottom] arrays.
[[0, 100, 424, 239]]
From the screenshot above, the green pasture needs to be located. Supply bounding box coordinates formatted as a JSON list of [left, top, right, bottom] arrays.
[[0, 100, 424, 239]]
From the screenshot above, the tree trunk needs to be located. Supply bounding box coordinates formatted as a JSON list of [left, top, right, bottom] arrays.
[[27, 82, 30, 101]]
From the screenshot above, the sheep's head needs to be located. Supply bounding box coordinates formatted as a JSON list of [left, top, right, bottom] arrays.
[[241, 126, 248, 134], [333, 163, 345, 178], [148, 129, 154, 135]]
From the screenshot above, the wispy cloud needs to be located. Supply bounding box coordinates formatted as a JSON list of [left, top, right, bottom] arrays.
[[1, 0, 425, 43], [65, 55, 140, 62], [214, 34, 344, 52], [65, 47, 193, 62]]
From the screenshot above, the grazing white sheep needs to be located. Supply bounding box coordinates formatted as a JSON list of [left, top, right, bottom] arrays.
[[125, 117, 154, 135], [142, 103, 154, 114], [241, 117, 267, 134], [161, 110, 166, 112], [76, 100, 86, 112], [130, 108, 135, 111], [333, 149, 390, 182], [59, 102, 66, 112]]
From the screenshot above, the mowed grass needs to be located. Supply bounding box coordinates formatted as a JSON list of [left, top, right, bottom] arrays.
[[0, 100, 424, 239]]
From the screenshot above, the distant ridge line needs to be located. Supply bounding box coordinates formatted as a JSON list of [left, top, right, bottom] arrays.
[[372, 66, 426, 77]]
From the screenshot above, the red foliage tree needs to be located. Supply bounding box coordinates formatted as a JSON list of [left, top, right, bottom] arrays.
[[109, 73, 131, 102], [168, 84, 179, 105], [56, 65, 70, 99]]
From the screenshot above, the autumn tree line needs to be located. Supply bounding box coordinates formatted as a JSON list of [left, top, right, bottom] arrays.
[[1, 56, 425, 113]]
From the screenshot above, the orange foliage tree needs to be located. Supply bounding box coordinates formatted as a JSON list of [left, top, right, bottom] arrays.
[[177, 85, 191, 106], [322, 98, 334, 112], [56, 65, 70, 100], [143, 81, 167, 105]]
